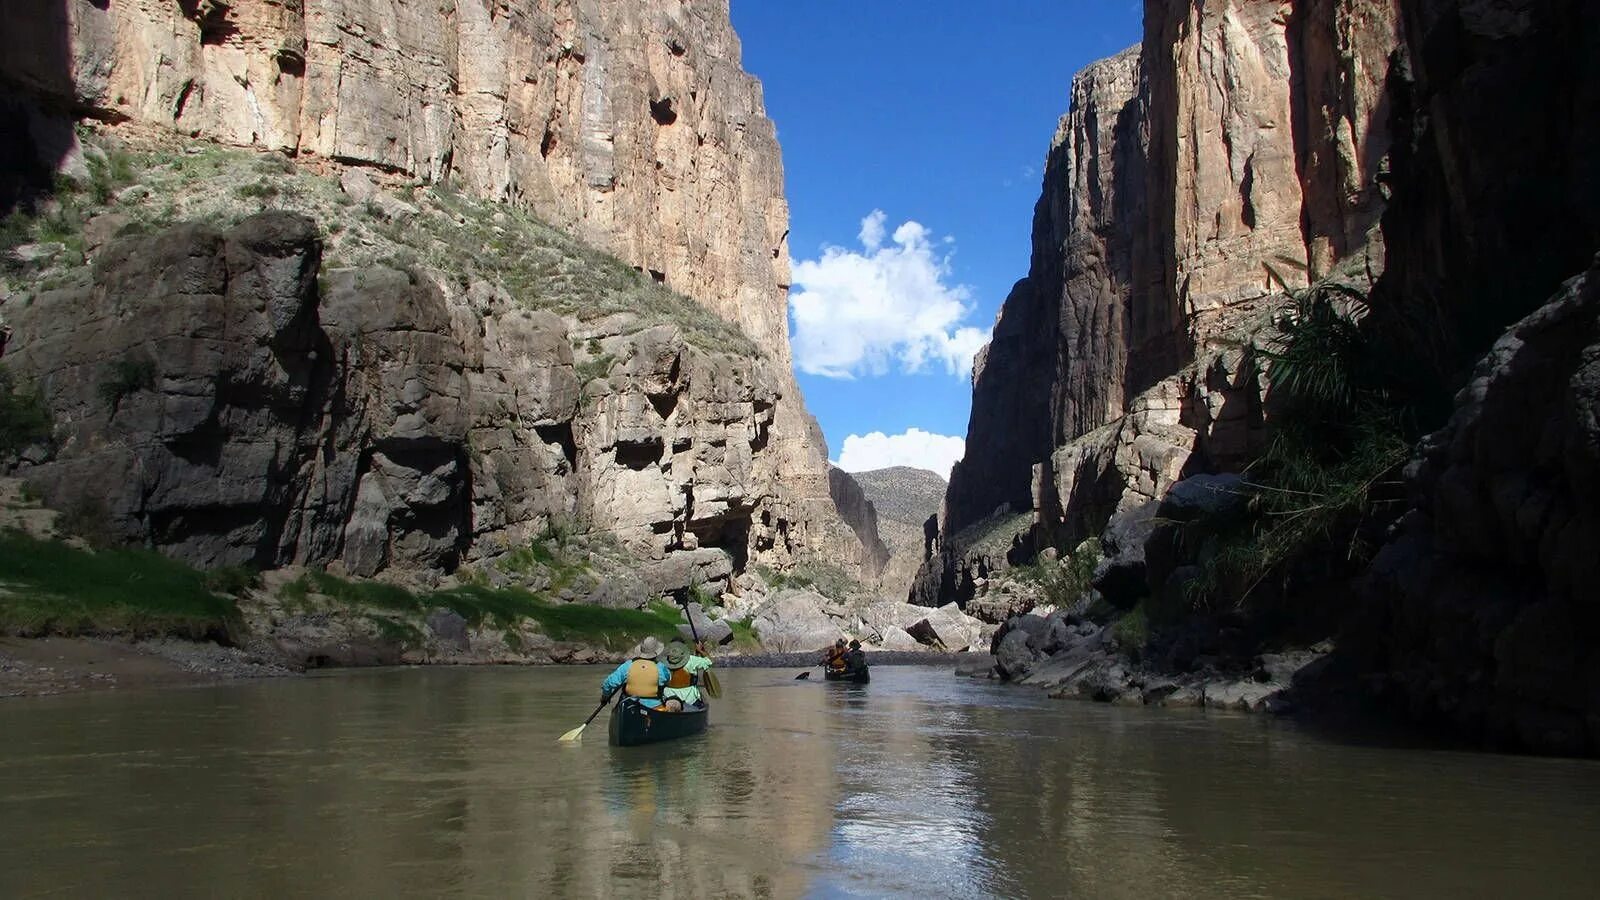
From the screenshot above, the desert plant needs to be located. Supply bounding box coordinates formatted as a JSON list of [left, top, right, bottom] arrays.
[[0, 365, 52, 457], [97, 355, 158, 411]]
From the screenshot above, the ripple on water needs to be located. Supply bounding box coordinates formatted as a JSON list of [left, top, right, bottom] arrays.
[[1, 666, 1599, 898]]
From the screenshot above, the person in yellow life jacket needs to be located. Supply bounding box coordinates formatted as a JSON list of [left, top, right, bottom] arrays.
[[660, 640, 713, 711], [822, 638, 848, 671], [600, 636, 669, 709]]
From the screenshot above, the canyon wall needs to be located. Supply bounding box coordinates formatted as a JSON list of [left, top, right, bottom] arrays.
[[0, 0, 879, 579], [920, 0, 1399, 606], [1359, 0, 1600, 755]]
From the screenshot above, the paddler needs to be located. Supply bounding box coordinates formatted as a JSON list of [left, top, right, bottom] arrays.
[[822, 638, 848, 672], [660, 640, 713, 711], [600, 636, 668, 708]]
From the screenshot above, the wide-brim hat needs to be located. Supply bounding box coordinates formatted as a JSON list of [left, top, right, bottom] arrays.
[[635, 636, 664, 659], [665, 641, 690, 668]]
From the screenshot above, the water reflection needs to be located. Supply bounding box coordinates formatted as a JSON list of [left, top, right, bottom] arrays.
[[1, 667, 1599, 898]]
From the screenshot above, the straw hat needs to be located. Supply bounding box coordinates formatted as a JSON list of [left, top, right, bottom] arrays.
[[634, 636, 665, 660]]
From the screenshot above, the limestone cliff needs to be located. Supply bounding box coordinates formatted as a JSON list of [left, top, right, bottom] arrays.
[[921, 0, 1400, 605], [1, 0, 878, 579]]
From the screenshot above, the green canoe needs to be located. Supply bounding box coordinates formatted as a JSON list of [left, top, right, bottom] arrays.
[[608, 697, 710, 747]]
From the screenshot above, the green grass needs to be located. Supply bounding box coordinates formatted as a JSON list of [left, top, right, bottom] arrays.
[[1110, 601, 1149, 652], [0, 530, 239, 637], [280, 570, 684, 650], [728, 618, 762, 652]]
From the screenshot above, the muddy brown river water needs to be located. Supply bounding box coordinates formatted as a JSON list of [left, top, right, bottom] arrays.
[[2, 665, 1598, 898]]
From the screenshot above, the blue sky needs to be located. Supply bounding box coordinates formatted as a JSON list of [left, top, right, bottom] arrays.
[[731, 1, 1142, 477]]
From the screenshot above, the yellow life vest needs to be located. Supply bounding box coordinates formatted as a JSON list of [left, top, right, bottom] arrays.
[[624, 659, 660, 698]]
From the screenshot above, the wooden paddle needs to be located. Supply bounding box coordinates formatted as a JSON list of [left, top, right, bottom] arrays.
[[558, 692, 613, 743], [680, 595, 722, 699]]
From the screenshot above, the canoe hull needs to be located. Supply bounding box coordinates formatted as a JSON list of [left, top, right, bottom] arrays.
[[608, 698, 709, 746], [823, 668, 870, 684]]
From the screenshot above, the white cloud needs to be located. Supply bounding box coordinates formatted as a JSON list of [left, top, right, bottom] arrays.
[[836, 428, 966, 480], [790, 210, 989, 379]]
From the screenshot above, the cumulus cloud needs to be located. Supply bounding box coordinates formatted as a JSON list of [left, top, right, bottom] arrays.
[[836, 428, 966, 480], [790, 210, 989, 379]]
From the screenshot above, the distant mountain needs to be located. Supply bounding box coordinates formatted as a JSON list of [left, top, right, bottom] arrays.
[[851, 467, 947, 528], [850, 467, 948, 599]]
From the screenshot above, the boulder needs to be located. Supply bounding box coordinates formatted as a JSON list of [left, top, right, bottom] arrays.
[[1203, 680, 1280, 712], [639, 549, 735, 597], [1092, 499, 1160, 609], [995, 628, 1039, 681], [906, 602, 981, 652], [425, 609, 470, 650], [675, 601, 734, 646], [585, 574, 650, 610], [860, 600, 929, 640], [878, 626, 921, 651], [750, 589, 845, 653], [1155, 473, 1248, 524]]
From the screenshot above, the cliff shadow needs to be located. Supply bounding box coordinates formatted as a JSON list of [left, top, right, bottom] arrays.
[[0, 0, 84, 215]]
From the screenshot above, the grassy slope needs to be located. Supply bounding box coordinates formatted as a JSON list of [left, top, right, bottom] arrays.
[[2, 128, 757, 355], [0, 529, 685, 651]]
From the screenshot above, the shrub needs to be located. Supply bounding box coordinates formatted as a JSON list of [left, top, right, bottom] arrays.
[[1184, 281, 1412, 611], [1013, 540, 1101, 609], [0, 365, 52, 457], [97, 355, 157, 410]]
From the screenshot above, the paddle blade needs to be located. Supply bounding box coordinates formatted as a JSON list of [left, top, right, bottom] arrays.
[[702, 669, 723, 699], [794, 671, 811, 680], [557, 723, 587, 743]]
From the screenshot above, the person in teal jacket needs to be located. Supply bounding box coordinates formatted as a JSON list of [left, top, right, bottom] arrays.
[[601, 636, 669, 708]]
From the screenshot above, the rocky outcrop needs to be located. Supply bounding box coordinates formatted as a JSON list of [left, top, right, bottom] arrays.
[[1365, 262, 1600, 755], [826, 467, 890, 581], [927, 0, 1400, 601], [0, 0, 876, 580], [1, 212, 812, 576]]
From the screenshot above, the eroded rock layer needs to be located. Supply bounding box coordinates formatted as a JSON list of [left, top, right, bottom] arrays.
[[2, 212, 811, 576]]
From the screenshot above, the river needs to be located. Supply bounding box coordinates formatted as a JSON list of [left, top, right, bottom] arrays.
[[1, 666, 1598, 898]]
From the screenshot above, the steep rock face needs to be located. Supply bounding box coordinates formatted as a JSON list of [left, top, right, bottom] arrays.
[[1355, 0, 1600, 755], [1372, 0, 1600, 391], [5, 0, 790, 350], [1366, 262, 1600, 755], [926, 0, 1399, 603], [0, 0, 876, 578], [825, 467, 890, 582], [2, 213, 800, 577]]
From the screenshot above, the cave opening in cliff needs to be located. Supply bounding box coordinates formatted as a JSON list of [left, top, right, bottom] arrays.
[[692, 515, 750, 574], [614, 437, 664, 470], [649, 97, 678, 126], [535, 423, 577, 470]]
